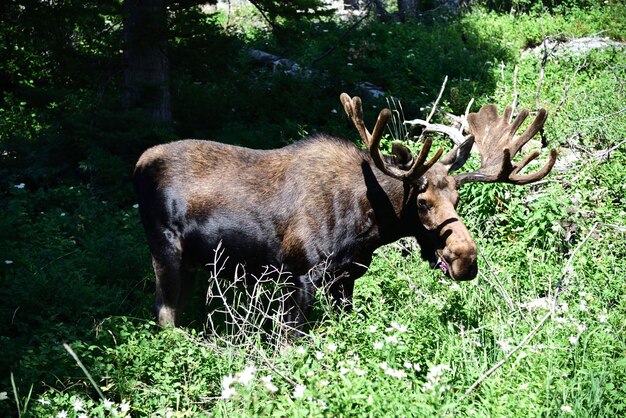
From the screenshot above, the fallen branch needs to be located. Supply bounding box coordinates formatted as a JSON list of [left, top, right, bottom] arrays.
[[404, 76, 473, 145]]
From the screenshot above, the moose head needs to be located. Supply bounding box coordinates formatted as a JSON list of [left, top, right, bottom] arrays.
[[340, 93, 557, 282]]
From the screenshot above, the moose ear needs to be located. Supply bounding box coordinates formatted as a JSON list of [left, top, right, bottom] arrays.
[[391, 141, 414, 169], [440, 136, 474, 174]]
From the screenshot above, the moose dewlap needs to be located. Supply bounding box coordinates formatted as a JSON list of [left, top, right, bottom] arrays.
[[132, 93, 557, 335]]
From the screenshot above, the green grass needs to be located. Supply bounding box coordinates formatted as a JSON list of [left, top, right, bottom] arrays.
[[2, 3, 626, 417]]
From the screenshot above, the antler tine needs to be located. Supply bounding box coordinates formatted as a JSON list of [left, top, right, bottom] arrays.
[[454, 104, 557, 186], [340, 93, 373, 147], [510, 148, 557, 184], [404, 139, 444, 181], [340, 92, 442, 183]]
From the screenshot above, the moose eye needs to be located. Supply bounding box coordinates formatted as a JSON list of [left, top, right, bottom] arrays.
[[417, 198, 429, 209]]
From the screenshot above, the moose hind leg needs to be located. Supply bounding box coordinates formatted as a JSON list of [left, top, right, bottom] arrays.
[[152, 256, 183, 327], [150, 230, 186, 327]]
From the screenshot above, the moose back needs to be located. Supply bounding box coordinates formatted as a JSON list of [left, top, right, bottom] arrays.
[[133, 93, 556, 334]]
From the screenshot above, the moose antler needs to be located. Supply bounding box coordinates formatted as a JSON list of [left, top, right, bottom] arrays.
[[340, 93, 443, 182], [453, 105, 557, 186]]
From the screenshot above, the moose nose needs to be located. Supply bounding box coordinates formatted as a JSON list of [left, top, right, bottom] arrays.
[[453, 257, 478, 281], [441, 242, 478, 281]]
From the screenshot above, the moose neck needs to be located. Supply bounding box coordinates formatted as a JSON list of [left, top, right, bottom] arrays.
[[361, 160, 420, 245]]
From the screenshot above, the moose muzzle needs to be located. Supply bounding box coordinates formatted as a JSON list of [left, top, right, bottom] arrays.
[[437, 221, 478, 281]]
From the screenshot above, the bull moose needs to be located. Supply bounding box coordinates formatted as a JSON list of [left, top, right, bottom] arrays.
[[132, 93, 557, 334]]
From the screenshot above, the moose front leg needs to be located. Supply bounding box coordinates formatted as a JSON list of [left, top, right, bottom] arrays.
[[328, 257, 370, 313], [329, 277, 355, 313], [282, 274, 318, 338]]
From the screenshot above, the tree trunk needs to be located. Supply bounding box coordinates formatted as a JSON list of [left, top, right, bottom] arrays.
[[371, 0, 390, 20], [123, 0, 171, 122], [398, 0, 416, 22]]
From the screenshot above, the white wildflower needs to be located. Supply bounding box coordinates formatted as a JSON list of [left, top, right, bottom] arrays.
[[78, 414, 88, 418], [379, 361, 389, 370], [368, 325, 377, 333], [0, 392, 7, 401], [318, 399, 328, 410], [60, 212, 66, 217], [422, 364, 451, 393], [428, 364, 451, 377], [561, 405, 573, 413], [569, 335, 579, 345], [306, 370, 314, 377], [103, 399, 114, 409], [579, 300, 588, 312], [340, 367, 350, 376], [221, 386, 236, 399], [5, 260, 14, 265], [331, 109, 338, 114], [265, 383, 278, 393], [57, 411, 68, 418], [385, 368, 407, 379], [598, 313, 608, 323], [222, 374, 236, 389], [37, 398, 50, 405], [319, 380, 329, 387], [422, 381, 435, 392], [132, 204, 139, 209], [413, 363, 422, 371], [373, 341, 384, 350], [292, 384, 306, 399], [326, 343, 337, 352], [403, 361, 413, 369], [497, 338, 514, 352], [15, 183, 25, 189], [120, 400, 130, 413], [385, 335, 399, 344], [261, 375, 278, 393], [354, 368, 367, 376], [315, 351, 324, 360], [72, 398, 84, 411], [524, 297, 552, 311], [236, 365, 256, 386], [388, 321, 408, 333], [295, 347, 307, 355]]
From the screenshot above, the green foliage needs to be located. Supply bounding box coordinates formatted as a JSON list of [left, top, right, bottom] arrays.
[[1, 1, 626, 417]]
